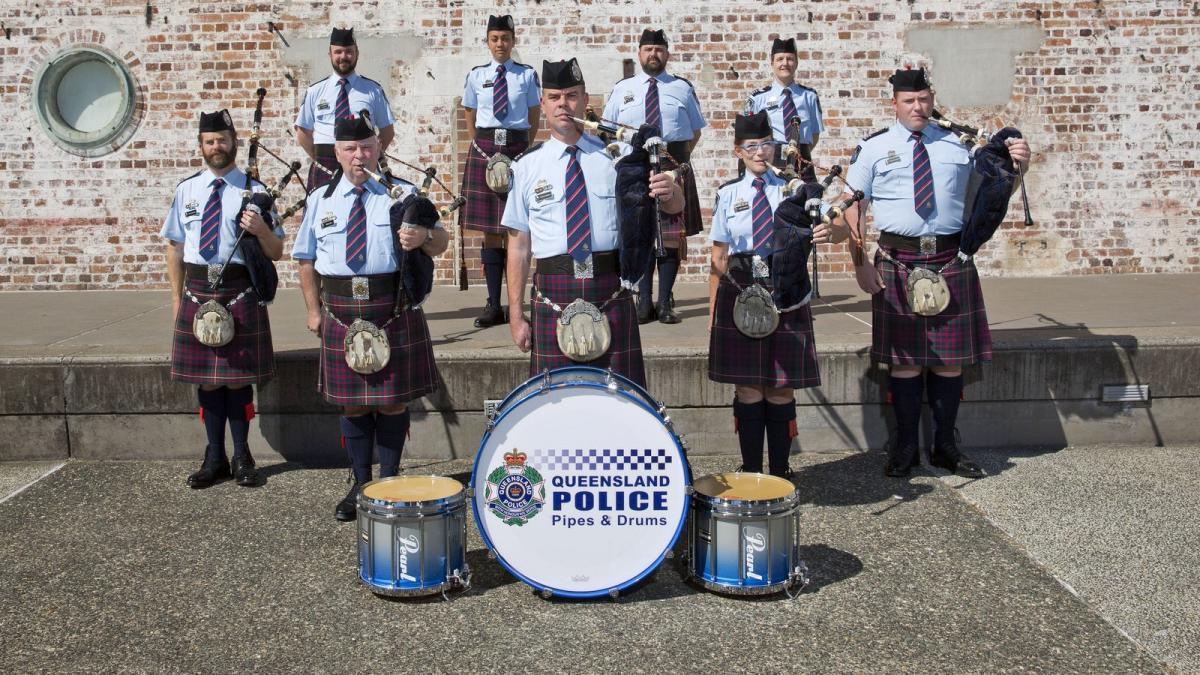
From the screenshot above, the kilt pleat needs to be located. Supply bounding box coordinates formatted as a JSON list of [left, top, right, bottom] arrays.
[[319, 293, 439, 406], [530, 270, 646, 387], [707, 269, 820, 389], [870, 246, 993, 366], [171, 277, 275, 386], [460, 137, 529, 235]]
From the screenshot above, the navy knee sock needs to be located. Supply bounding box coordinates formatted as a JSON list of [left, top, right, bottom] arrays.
[[197, 387, 227, 461], [733, 399, 767, 473], [638, 254, 655, 305], [656, 248, 679, 308], [225, 387, 254, 460], [926, 372, 964, 447], [765, 401, 797, 476], [340, 414, 377, 484], [480, 247, 506, 305], [888, 376, 924, 449], [375, 410, 410, 479]]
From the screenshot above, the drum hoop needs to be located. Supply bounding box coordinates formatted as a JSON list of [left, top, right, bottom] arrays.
[[469, 366, 692, 598], [694, 498, 800, 518], [358, 498, 467, 517]]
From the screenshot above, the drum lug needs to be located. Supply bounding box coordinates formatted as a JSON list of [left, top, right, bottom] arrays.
[[540, 368, 552, 391], [664, 549, 675, 560], [607, 588, 620, 600], [539, 588, 554, 600], [487, 549, 497, 560], [605, 369, 618, 391]]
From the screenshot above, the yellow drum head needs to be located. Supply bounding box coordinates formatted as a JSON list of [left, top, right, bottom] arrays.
[[362, 475, 463, 503], [694, 472, 796, 501]]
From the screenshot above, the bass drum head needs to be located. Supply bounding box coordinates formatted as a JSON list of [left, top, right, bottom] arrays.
[[472, 367, 690, 598], [362, 475, 463, 504]]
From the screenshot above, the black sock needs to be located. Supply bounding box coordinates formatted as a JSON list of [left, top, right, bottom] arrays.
[[375, 410, 410, 479], [926, 372, 964, 448], [225, 386, 254, 460], [732, 399, 767, 473], [340, 414, 376, 484], [765, 401, 797, 476], [638, 254, 654, 307], [480, 247, 506, 306], [656, 248, 679, 308], [197, 387, 227, 461], [888, 376, 924, 449]]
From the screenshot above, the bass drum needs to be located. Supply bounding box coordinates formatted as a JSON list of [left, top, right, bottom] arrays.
[[471, 366, 691, 598]]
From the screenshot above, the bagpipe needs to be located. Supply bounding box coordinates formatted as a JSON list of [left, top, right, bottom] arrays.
[[924, 110, 1032, 255], [210, 87, 307, 303]]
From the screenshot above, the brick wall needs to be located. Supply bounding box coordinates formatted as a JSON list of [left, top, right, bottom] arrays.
[[1, 1, 1197, 290]]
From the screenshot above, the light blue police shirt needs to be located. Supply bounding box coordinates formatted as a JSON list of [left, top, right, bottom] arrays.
[[602, 72, 705, 143], [160, 167, 283, 265], [294, 73, 396, 145], [501, 134, 620, 259], [742, 81, 824, 144], [462, 59, 541, 130], [845, 122, 973, 237], [709, 170, 787, 255]]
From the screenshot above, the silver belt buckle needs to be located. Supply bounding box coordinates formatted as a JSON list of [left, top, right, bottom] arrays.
[[919, 236, 937, 255], [573, 255, 594, 280], [495, 128, 507, 147], [351, 276, 371, 300], [207, 265, 222, 286], [751, 254, 770, 279]]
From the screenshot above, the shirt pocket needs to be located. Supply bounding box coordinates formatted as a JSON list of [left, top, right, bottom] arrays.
[[872, 155, 914, 199], [933, 146, 973, 189], [591, 183, 617, 231]]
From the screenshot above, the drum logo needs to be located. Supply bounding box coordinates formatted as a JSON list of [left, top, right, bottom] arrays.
[[485, 451, 545, 526]]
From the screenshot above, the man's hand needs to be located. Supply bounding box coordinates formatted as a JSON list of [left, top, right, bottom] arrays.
[[1005, 137, 1031, 173], [307, 309, 323, 336], [648, 171, 677, 200], [239, 209, 271, 237], [397, 225, 430, 252], [854, 260, 886, 295], [509, 312, 532, 352]]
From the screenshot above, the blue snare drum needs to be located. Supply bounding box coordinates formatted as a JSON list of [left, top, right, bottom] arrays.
[[357, 475, 471, 597], [686, 472, 809, 596]]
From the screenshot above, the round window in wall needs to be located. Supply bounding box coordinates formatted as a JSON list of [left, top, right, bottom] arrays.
[[33, 46, 141, 157]]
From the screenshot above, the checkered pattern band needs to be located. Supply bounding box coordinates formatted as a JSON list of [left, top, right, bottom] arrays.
[[532, 448, 675, 472]]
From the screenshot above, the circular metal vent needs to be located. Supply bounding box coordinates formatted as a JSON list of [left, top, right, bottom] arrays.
[[33, 46, 141, 156]]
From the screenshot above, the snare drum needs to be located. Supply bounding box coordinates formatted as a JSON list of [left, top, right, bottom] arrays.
[[357, 475, 471, 597], [686, 472, 808, 596], [471, 366, 692, 598]]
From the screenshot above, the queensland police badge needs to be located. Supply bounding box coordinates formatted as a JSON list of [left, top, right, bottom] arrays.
[[485, 451, 546, 526]]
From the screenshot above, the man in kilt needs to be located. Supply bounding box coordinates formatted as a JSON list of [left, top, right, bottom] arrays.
[[708, 111, 837, 478], [295, 27, 395, 191], [503, 58, 686, 387], [292, 116, 449, 521], [603, 29, 705, 324], [460, 14, 541, 328], [162, 110, 285, 489], [843, 67, 1030, 478]]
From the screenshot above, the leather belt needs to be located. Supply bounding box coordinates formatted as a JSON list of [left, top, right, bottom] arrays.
[[185, 263, 250, 284], [727, 254, 771, 276], [320, 273, 399, 299], [535, 251, 619, 275], [878, 231, 961, 254], [475, 128, 529, 144]]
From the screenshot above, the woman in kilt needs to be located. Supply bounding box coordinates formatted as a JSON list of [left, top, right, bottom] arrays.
[[460, 14, 541, 328], [162, 110, 284, 490], [708, 111, 836, 479], [293, 116, 450, 521]]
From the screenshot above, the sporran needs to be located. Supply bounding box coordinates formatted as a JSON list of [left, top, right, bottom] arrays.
[[733, 284, 780, 339], [343, 318, 392, 375], [484, 151, 513, 194], [556, 299, 612, 363], [905, 266, 951, 317], [192, 299, 235, 347]]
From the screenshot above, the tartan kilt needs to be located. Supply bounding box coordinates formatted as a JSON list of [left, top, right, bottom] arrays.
[[708, 269, 820, 389], [680, 169, 702, 237], [308, 144, 338, 192], [530, 270, 646, 387], [319, 293, 439, 407], [171, 277, 275, 386], [871, 246, 993, 366], [460, 137, 530, 235]]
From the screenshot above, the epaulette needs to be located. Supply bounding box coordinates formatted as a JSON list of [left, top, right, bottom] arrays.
[[319, 169, 344, 199], [675, 75, 695, 89], [793, 83, 817, 94], [175, 170, 203, 188], [850, 129, 888, 165], [515, 142, 545, 161], [470, 62, 491, 72], [750, 85, 771, 97], [862, 127, 888, 143], [512, 61, 534, 70], [306, 75, 331, 90], [358, 75, 391, 105], [717, 172, 745, 191]]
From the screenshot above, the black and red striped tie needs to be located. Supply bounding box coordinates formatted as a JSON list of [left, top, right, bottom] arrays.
[[199, 178, 224, 261], [911, 131, 935, 219], [345, 187, 367, 272]]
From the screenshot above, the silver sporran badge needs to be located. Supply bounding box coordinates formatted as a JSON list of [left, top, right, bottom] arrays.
[[193, 300, 235, 347], [905, 266, 951, 317], [733, 284, 780, 339], [343, 319, 391, 374], [556, 298, 611, 362], [485, 153, 513, 193]]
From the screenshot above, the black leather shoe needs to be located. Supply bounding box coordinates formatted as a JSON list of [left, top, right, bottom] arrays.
[[656, 302, 681, 324], [187, 459, 231, 489], [636, 298, 657, 325], [335, 482, 365, 522], [232, 456, 259, 487], [884, 442, 918, 477], [769, 467, 795, 481], [473, 300, 507, 328], [930, 439, 986, 478]]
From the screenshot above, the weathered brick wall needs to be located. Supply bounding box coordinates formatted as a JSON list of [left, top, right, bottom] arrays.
[[1, 1, 1196, 290]]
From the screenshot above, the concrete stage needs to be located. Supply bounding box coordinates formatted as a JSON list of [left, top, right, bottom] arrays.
[[1, 274, 1198, 462]]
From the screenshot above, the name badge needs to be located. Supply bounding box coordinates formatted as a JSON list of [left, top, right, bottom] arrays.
[[885, 150, 901, 165], [317, 100, 330, 111], [321, 212, 337, 228], [623, 93, 635, 104], [483, 81, 494, 88], [534, 180, 554, 203], [184, 200, 199, 217], [733, 199, 749, 213], [766, 97, 778, 111]]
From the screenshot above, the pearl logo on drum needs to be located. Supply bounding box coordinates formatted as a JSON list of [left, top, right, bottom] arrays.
[[397, 533, 420, 583], [484, 451, 546, 526], [744, 530, 767, 581]]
